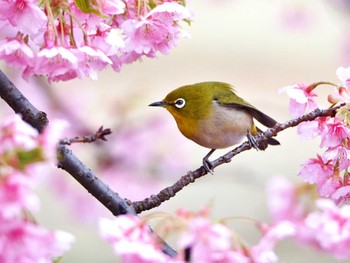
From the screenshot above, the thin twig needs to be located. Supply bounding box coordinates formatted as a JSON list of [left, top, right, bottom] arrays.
[[59, 126, 112, 145], [132, 104, 344, 213]]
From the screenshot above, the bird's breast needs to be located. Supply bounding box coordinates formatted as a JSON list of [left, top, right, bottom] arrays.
[[190, 103, 253, 149]]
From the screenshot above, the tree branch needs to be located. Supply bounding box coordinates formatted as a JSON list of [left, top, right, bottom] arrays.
[[0, 69, 48, 132], [132, 105, 344, 213], [56, 144, 177, 257], [0, 70, 177, 258], [57, 144, 136, 215], [0, 71, 136, 216]]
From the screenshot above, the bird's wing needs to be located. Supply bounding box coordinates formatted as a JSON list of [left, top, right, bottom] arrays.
[[219, 102, 278, 128]]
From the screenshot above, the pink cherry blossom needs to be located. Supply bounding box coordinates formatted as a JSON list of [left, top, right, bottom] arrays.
[[121, 2, 192, 57], [266, 177, 329, 246], [0, 116, 44, 220], [90, 27, 125, 57], [319, 118, 350, 148], [0, 114, 74, 261], [28, 47, 78, 82], [0, 115, 67, 165], [266, 177, 305, 222], [296, 120, 320, 140], [0, 0, 192, 81], [327, 67, 350, 104], [298, 154, 334, 185], [0, 0, 47, 36], [76, 46, 112, 79], [176, 210, 298, 262], [305, 199, 350, 260], [178, 217, 235, 262], [99, 215, 175, 263], [324, 145, 350, 171], [328, 86, 350, 104], [120, 19, 164, 56], [0, 38, 34, 69], [266, 178, 350, 258], [101, 207, 324, 262], [278, 83, 318, 117], [298, 152, 350, 202], [97, 0, 125, 15], [336, 66, 350, 88], [0, 171, 40, 219], [0, 115, 39, 151], [296, 116, 329, 140], [251, 221, 296, 263], [331, 185, 350, 205], [148, 2, 194, 21], [318, 177, 342, 198], [0, 218, 74, 263]]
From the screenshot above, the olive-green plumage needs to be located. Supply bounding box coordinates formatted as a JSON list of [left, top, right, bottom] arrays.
[[149, 81, 280, 171]]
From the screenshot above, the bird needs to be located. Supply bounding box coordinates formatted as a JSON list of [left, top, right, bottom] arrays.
[[149, 81, 280, 172]]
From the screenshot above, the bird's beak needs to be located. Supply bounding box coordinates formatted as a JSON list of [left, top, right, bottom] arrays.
[[149, 101, 169, 107]]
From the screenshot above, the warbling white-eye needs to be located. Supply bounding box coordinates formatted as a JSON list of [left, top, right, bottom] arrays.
[[149, 81, 280, 172]]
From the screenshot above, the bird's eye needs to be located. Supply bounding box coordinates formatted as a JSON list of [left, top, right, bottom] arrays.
[[174, 98, 186, 109]]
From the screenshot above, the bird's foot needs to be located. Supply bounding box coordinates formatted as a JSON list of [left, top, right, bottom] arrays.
[[202, 157, 214, 174], [247, 130, 267, 151], [202, 149, 216, 174]]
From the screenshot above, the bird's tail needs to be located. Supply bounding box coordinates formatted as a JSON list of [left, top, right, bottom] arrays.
[[267, 137, 280, 145]]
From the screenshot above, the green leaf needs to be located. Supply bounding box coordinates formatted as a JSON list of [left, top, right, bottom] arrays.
[[16, 148, 46, 169], [148, 0, 157, 9], [74, 0, 102, 15]]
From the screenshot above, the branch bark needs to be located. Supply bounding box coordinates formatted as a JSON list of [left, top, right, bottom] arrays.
[[132, 105, 344, 214], [0, 70, 48, 132], [57, 144, 137, 215]]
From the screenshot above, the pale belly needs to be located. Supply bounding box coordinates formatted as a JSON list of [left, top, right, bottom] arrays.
[[191, 106, 253, 149]]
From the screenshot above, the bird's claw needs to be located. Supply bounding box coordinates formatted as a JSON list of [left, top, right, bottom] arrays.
[[203, 157, 214, 174], [247, 131, 267, 151], [202, 149, 216, 174]]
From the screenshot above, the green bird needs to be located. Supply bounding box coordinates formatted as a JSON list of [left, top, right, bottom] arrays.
[[149, 81, 280, 172]]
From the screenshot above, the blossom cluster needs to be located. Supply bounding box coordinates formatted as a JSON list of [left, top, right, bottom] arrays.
[[99, 178, 350, 262], [0, 115, 74, 262], [279, 66, 350, 205], [99, 208, 295, 263], [0, 0, 193, 82], [267, 177, 350, 260]]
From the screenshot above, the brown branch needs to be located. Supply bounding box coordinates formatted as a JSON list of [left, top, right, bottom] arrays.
[[132, 104, 344, 213], [56, 144, 136, 215], [56, 143, 176, 257], [0, 69, 48, 132]]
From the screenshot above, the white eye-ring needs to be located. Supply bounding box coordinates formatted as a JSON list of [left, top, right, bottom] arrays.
[[174, 98, 186, 109]]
